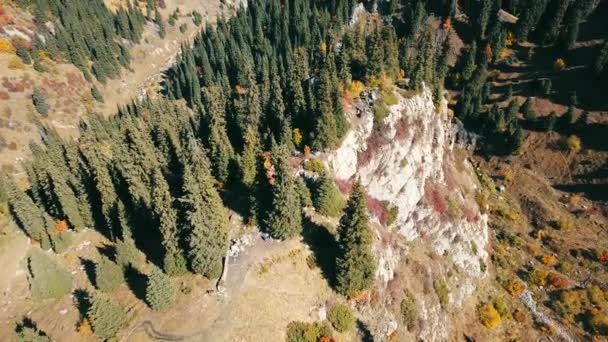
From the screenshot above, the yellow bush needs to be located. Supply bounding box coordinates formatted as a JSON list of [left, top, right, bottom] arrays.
[[540, 254, 558, 267], [529, 268, 550, 286], [320, 41, 327, 57], [505, 278, 525, 296], [590, 309, 608, 335], [8, 56, 24, 69], [566, 135, 581, 152], [348, 80, 364, 99], [0, 38, 15, 54], [292, 128, 303, 147], [554, 58, 566, 72], [479, 304, 501, 329]]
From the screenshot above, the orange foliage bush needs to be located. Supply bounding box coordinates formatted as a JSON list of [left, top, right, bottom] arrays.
[[442, 17, 452, 30], [303, 145, 311, 158], [599, 250, 608, 265], [0, 38, 15, 54], [54, 220, 69, 234], [540, 254, 558, 267], [554, 58, 566, 72], [77, 319, 93, 336], [505, 278, 525, 296]]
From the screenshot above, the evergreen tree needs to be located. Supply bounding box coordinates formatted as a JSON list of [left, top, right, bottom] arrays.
[[91, 87, 104, 103], [313, 172, 346, 217], [522, 97, 536, 120], [3, 174, 52, 250], [335, 181, 376, 297], [594, 43, 608, 74], [95, 256, 124, 292], [560, 106, 576, 128], [202, 87, 235, 183], [32, 87, 49, 117], [155, 8, 166, 39], [180, 148, 229, 278], [151, 170, 187, 275], [461, 42, 477, 81], [27, 249, 72, 301], [262, 144, 302, 239], [16, 45, 32, 64], [145, 266, 176, 311], [87, 291, 128, 340]]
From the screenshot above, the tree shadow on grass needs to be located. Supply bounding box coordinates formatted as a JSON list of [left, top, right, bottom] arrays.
[[73, 288, 91, 318], [124, 264, 148, 302], [301, 216, 338, 288], [356, 319, 374, 342], [97, 244, 117, 262], [79, 257, 97, 288]]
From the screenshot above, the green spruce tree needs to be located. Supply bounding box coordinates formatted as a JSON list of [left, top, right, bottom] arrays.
[[335, 181, 376, 297], [145, 266, 176, 311], [95, 256, 124, 292], [87, 291, 128, 340]]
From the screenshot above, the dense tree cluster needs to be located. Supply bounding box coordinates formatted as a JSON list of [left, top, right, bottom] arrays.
[[20, 0, 150, 82]]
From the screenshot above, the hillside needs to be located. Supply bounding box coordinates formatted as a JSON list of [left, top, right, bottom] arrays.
[[0, 1, 607, 342]]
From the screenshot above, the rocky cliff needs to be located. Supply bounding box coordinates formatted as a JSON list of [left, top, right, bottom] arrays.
[[326, 86, 489, 340]]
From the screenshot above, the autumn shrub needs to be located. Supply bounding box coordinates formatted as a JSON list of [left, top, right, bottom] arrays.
[[8, 57, 24, 69], [558, 261, 574, 275], [366, 195, 390, 225], [565, 135, 582, 152], [547, 272, 572, 290], [555, 217, 574, 230], [494, 297, 512, 319], [554, 58, 566, 72], [505, 278, 525, 296], [303, 159, 326, 174], [528, 268, 550, 287], [286, 321, 332, 342], [327, 304, 355, 332], [348, 80, 364, 99], [589, 309, 608, 335], [540, 254, 558, 267], [400, 289, 418, 330], [588, 286, 607, 307], [554, 290, 587, 320], [598, 250, 608, 265], [479, 303, 501, 329], [0, 38, 15, 53]]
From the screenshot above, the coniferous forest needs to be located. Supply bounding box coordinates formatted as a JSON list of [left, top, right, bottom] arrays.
[[3, 0, 608, 340]]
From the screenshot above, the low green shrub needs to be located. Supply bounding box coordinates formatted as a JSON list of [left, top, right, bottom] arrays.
[[327, 303, 355, 332]]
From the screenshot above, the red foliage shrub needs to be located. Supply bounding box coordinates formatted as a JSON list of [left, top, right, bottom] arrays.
[[358, 130, 389, 167], [335, 178, 353, 195], [461, 205, 480, 223], [290, 156, 302, 170], [0, 91, 9, 100], [367, 194, 389, 225], [424, 182, 448, 216], [599, 250, 608, 265], [547, 272, 572, 290], [394, 117, 409, 141]]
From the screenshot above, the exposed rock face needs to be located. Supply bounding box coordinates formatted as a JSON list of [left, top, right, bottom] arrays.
[[326, 87, 489, 341]]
